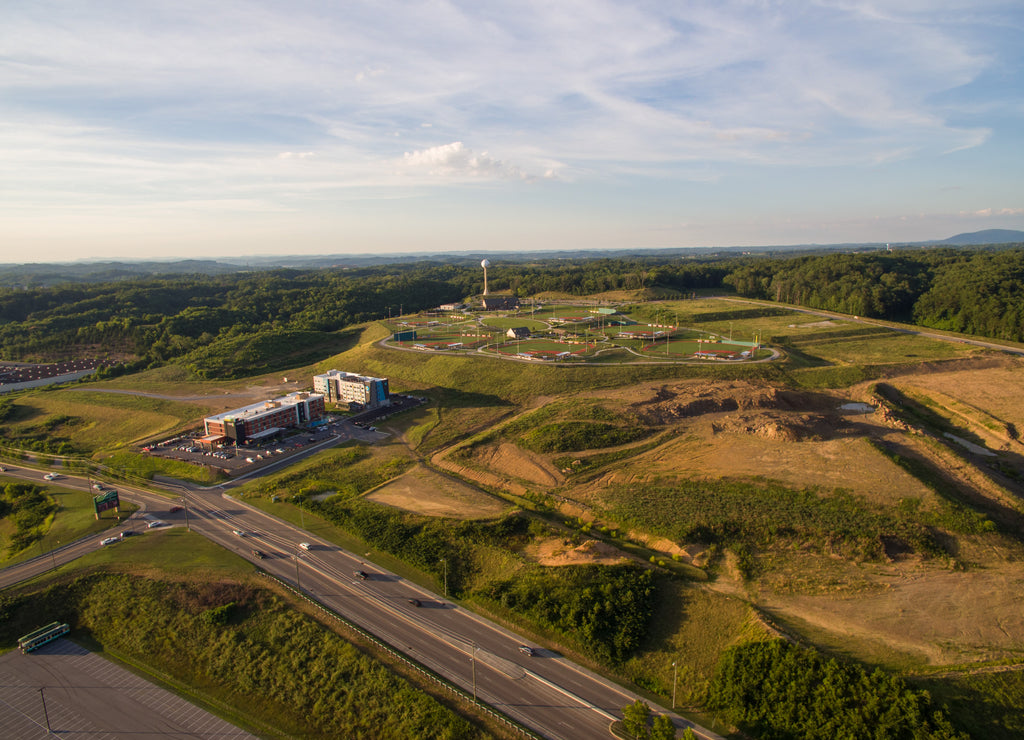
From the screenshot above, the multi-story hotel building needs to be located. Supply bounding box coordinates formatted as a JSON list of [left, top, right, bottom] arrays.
[[202, 391, 325, 445], [313, 370, 390, 409]]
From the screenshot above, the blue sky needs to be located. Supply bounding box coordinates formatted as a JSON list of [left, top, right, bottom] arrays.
[[2, 0, 1022, 261]]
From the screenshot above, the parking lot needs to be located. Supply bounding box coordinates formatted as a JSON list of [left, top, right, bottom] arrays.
[[141, 397, 422, 477], [0, 639, 257, 739]]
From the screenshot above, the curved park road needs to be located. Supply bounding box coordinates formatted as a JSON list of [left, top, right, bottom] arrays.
[[0, 466, 722, 740]]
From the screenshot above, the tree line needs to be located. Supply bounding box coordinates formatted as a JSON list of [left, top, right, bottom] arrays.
[[1, 246, 1022, 376]]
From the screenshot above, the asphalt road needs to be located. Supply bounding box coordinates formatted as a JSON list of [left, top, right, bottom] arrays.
[[1, 468, 721, 740]]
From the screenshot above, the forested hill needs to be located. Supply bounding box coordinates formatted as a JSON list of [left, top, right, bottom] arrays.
[[940, 229, 1024, 246], [1, 247, 1023, 377]]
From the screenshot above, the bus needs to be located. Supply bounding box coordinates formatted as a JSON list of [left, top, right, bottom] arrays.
[[18, 622, 70, 653]]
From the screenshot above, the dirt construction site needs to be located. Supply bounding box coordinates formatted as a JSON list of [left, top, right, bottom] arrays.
[[412, 354, 1024, 670]]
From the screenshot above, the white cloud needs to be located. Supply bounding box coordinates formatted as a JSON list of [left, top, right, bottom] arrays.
[[402, 142, 528, 180]]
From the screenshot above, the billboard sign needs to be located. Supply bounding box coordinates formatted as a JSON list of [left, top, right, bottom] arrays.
[[93, 489, 119, 514]]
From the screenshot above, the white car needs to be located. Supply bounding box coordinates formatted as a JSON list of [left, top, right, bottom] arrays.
[[147, 520, 165, 529], [299, 542, 312, 550], [92, 483, 105, 490], [232, 529, 246, 537], [100, 536, 119, 546], [44, 473, 60, 480]]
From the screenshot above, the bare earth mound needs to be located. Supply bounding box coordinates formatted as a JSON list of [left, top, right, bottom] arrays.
[[526, 537, 640, 567], [366, 464, 508, 519]]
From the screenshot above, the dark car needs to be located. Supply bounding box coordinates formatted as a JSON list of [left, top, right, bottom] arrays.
[[354, 570, 368, 580], [169, 505, 183, 513], [251, 549, 266, 559], [120, 530, 137, 539], [407, 598, 422, 607]]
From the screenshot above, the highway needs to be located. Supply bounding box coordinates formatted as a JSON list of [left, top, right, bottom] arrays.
[[0, 466, 720, 740]]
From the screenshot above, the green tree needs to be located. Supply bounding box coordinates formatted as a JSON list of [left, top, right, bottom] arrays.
[[623, 699, 651, 739], [651, 713, 676, 740]]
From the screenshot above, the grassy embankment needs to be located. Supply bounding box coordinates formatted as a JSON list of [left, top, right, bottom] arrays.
[[0, 477, 128, 567], [0, 528, 496, 740]]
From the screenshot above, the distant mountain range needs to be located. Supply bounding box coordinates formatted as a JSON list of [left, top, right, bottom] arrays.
[[938, 229, 1024, 246], [1, 229, 1022, 286]]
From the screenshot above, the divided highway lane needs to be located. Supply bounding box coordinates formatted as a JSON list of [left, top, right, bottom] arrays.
[[1, 473, 719, 740], [193, 491, 719, 740]]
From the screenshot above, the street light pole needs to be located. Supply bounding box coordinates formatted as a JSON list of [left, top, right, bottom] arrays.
[[471, 643, 477, 703], [39, 687, 52, 732], [181, 498, 190, 532], [672, 661, 678, 709]]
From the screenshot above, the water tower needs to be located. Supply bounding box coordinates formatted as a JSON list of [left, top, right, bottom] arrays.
[[481, 259, 491, 295]]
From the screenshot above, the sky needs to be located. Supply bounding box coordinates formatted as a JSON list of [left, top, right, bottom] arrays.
[[2, 1, 1022, 262]]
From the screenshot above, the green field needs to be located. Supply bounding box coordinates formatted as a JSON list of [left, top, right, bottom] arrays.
[[1, 389, 207, 454], [0, 479, 128, 567]]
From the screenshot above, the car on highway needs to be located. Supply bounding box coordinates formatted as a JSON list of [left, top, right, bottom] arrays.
[[0, 465, 7, 472], [99, 536, 119, 546], [169, 505, 182, 513], [518, 645, 535, 656], [353, 569, 367, 579], [147, 520, 165, 528], [251, 549, 266, 559], [120, 530, 137, 539], [92, 483, 105, 490], [43, 473, 60, 480], [232, 529, 246, 537], [407, 598, 422, 607], [299, 542, 312, 551]]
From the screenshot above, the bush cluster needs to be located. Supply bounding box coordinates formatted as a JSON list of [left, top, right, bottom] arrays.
[[710, 639, 967, 739]]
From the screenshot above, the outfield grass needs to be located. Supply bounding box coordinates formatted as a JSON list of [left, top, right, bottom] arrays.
[[791, 332, 978, 365]]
